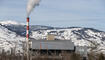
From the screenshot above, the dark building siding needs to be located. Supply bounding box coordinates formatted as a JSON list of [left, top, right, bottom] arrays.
[[31, 40, 75, 51]]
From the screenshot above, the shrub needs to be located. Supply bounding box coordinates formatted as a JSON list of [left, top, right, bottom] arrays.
[[98, 53, 105, 60], [70, 53, 81, 60]]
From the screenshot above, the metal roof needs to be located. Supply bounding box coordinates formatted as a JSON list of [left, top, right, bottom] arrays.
[[31, 40, 75, 50]]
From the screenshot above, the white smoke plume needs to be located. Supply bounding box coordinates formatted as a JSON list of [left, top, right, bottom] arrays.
[[27, 0, 41, 17]]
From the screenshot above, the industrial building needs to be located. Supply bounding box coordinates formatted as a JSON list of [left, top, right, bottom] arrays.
[[30, 40, 75, 56], [29, 35, 87, 60]]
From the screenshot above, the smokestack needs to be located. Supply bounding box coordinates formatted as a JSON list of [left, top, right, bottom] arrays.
[[26, 17, 29, 39], [26, 17, 29, 60], [26, 0, 41, 60]]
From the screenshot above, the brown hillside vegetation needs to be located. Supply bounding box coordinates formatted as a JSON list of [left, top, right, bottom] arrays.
[[0, 50, 105, 60]]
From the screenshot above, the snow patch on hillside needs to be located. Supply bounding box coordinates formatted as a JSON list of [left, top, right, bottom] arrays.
[[0, 25, 25, 53], [0, 20, 25, 25]]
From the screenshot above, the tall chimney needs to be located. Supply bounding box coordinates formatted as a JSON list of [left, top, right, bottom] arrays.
[[26, 17, 29, 60], [26, 17, 29, 39]]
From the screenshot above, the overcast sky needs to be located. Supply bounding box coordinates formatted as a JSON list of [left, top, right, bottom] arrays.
[[0, 0, 105, 31]]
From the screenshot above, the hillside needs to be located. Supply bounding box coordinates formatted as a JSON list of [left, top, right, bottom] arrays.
[[0, 21, 105, 53]]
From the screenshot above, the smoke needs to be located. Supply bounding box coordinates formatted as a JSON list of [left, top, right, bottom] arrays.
[[27, 0, 41, 17]]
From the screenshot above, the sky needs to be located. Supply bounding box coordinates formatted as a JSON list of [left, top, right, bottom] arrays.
[[0, 0, 105, 31]]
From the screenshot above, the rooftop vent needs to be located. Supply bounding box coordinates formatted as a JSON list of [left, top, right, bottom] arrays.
[[47, 34, 55, 40]]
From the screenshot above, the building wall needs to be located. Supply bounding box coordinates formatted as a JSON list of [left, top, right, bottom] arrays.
[[75, 46, 87, 57], [31, 40, 75, 51]]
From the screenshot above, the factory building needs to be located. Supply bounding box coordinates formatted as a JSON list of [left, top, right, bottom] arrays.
[[31, 40, 75, 51], [29, 34, 87, 57], [31, 40, 75, 55], [29, 34, 75, 56], [30, 40, 75, 55]]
